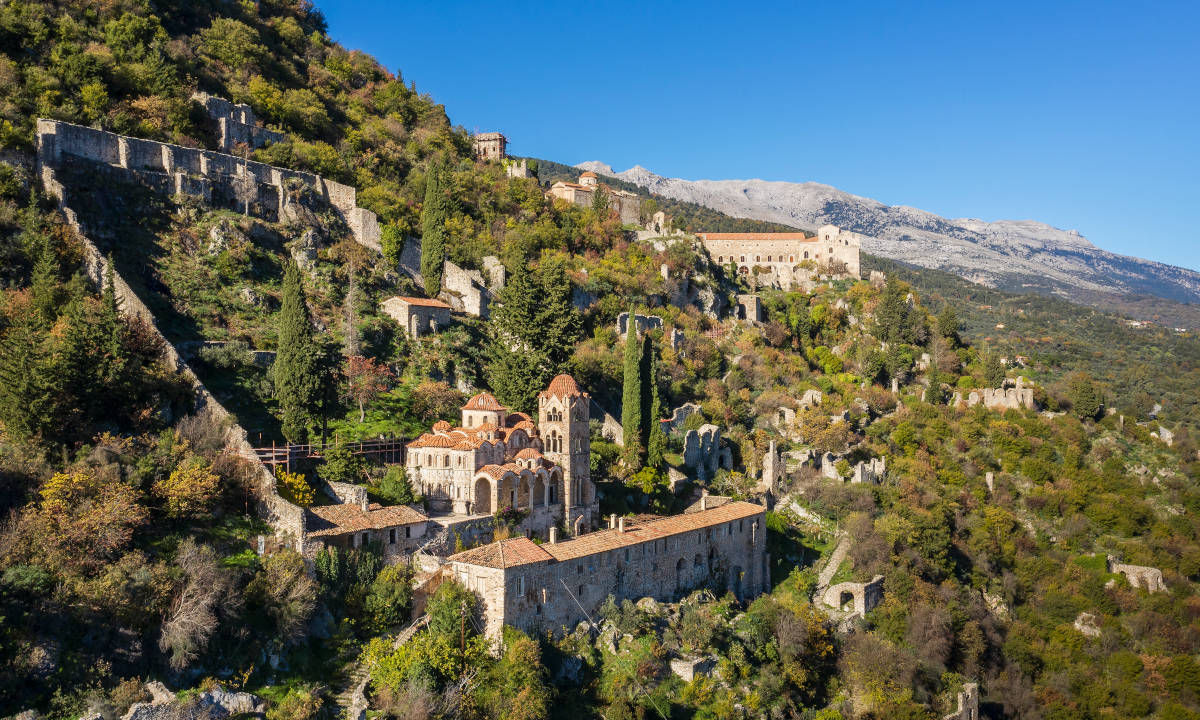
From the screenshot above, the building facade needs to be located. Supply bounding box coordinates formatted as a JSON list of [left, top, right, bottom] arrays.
[[381, 295, 452, 337], [405, 375, 599, 536], [447, 500, 769, 638], [548, 171, 640, 225], [698, 224, 862, 286], [473, 132, 507, 162]]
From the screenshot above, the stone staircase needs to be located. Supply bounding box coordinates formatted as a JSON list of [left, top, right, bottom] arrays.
[[332, 615, 430, 720]]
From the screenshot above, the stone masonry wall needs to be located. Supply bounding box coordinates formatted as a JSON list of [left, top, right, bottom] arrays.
[[37, 135, 307, 551], [36, 119, 380, 252]]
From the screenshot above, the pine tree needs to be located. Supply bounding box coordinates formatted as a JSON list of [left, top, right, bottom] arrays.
[[486, 258, 582, 412], [1068, 372, 1103, 420], [621, 321, 643, 467], [0, 306, 56, 441], [273, 260, 322, 442], [29, 240, 60, 328], [420, 164, 447, 296]]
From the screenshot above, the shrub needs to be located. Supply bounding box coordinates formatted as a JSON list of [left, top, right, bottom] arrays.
[[153, 456, 220, 518], [276, 469, 314, 506]]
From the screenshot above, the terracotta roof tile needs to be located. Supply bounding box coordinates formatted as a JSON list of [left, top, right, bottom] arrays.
[[506, 412, 533, 425], [307, 503, 428, 538], [407, 433, 458, 449], [395, 295, 452, 308], [449, 501, 764, 568], [462, 392, 507, 411], [514, 448, 543, 460], [539, 373, 587, 399], [432, 420, 451, 432], [579, 171, 597, 178], [447, 537, 554, 569], [698, 232, 816, 242]]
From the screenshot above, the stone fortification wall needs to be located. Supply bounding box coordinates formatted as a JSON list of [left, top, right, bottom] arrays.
[[192, 91, 285, 152], [37, 141, 307, 551], [36, 119, 380, 252], [942, 682, 980, 720]]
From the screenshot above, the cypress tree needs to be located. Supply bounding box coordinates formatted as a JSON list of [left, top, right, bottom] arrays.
[[0, 307, 55, 441], [273, 260, 321, 442], [645, 337, 667, 468], [621, 320, 643, 466], [983, 353, 1005, 388], [420, 164, 447, 296]]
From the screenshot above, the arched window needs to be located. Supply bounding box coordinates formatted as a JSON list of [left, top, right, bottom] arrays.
[[767, 255, 772, 262], [803, 251, 808, 259]]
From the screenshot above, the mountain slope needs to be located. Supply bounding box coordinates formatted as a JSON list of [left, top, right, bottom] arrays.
[[576, 161, 1200, 327]]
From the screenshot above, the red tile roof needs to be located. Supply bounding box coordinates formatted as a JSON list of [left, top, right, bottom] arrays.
[[397, 296, 452, 308], [698, 233, 816, 242], [539, 373, 587, 399], [449, 501, 764, 568], [579, 171, 597, 178], [514, 448, 543, 460], [307, 502, 428, 538], [448, 537, 554, 569], [407, 433, 459, 449], [462, 392, 506, 411]]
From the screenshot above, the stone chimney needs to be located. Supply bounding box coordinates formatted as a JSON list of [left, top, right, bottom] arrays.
[[618, 517, 626, 533], [700, 489, 708, 511], [609, 514, 617, 529], [549, 527, 558, 544]]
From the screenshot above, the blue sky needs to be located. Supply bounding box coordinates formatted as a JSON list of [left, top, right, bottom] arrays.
[[318, 1, 1200, 271]]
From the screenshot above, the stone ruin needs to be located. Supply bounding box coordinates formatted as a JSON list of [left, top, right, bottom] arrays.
[[819, 453, 886, 484], [734, 293, 762, 323], [192, 91, 284, 153], [36, 118, 381, 252], [683, 424, 731, 479], [851, 457, 886, 484], [941, 682, 980, 720], [953, 376, 1036, 411], [799, 388, 823, 409], [1073, 612, 1101, 638], [760, 439, 784, 493], [669, 655, 718, 682], [617, 311, 664, 336], [394, 235, 501, 318], [1107, 556, 1166, 593], [820, 575, 884, 617], [662, 402, 702, 434]]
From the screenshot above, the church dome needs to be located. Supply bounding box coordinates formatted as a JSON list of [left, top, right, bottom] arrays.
[[462, 392, 506, 411], [541, 374, 585, 399]]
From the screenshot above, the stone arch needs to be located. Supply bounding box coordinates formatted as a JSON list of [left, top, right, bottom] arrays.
[[473, 476, 492, 515], [547, 467, 562, 504], [533, 471, 547, 506], [730, 565, 743, 600], [676, 558, 686, 594], [499, 472, 518, 510], [517, 473, 532, 509]]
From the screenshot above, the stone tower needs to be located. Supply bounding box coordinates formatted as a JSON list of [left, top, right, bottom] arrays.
[[538, 374, 593, 531]]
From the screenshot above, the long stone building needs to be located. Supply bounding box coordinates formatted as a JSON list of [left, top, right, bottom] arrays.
[[548, 171, 640, 225], [405, 374, 599, 537], [448, 499, 768, 638], [698, 224, 861, 287]]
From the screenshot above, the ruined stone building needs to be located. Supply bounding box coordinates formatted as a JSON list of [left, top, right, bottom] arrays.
[[472, 132, 507, 161], [380, 295, 451, 338], [548, 171, 640, 225], [447, 500, 768, 638], [192, 91, 284, 153], [405, 375, 599, 537], [698, 225, 862, 287]]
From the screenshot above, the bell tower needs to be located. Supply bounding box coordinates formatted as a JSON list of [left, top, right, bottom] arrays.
[[538, 374, 593, 527]]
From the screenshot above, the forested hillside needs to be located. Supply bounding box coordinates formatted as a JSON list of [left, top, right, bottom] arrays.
[[0, 2, 1196, 720]]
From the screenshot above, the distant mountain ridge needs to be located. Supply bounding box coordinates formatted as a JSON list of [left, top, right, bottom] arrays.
[[576, 161, 1200, 326]]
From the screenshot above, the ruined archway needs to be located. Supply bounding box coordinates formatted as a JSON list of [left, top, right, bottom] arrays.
[[473, 476, 492, 515], [533, 472, 546, 507]]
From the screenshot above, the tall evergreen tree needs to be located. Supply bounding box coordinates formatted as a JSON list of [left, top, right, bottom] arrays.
[[273, 261, 322, 442], [645, 337, 667, 468], [0, 304, 56, 441], [983, 353, 1005, 388], [29, 240, 60, 328], [485, 257, 582, 412], [420, 164, 448, 296], [621, 321, 643, 466]]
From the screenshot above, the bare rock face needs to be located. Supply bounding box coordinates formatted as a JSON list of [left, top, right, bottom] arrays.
[[575, 162, 1200, 325]]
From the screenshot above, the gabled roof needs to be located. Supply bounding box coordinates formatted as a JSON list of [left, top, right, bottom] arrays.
[[448, 537, 553, 569], [395, 295, 452, 308], [697, 232, 816, 242], [306, 502, 428, 538]]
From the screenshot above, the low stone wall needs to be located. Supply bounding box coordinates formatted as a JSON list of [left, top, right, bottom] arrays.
[[617, 311, 664, 336], [821, 574, 884, 616], [1107, 556, 1166, 593]]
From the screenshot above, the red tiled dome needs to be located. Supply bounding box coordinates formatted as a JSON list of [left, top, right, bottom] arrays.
[[540, 374, 585, 399], [515, 448, 543, 460], [462, 392, 506, 411]]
